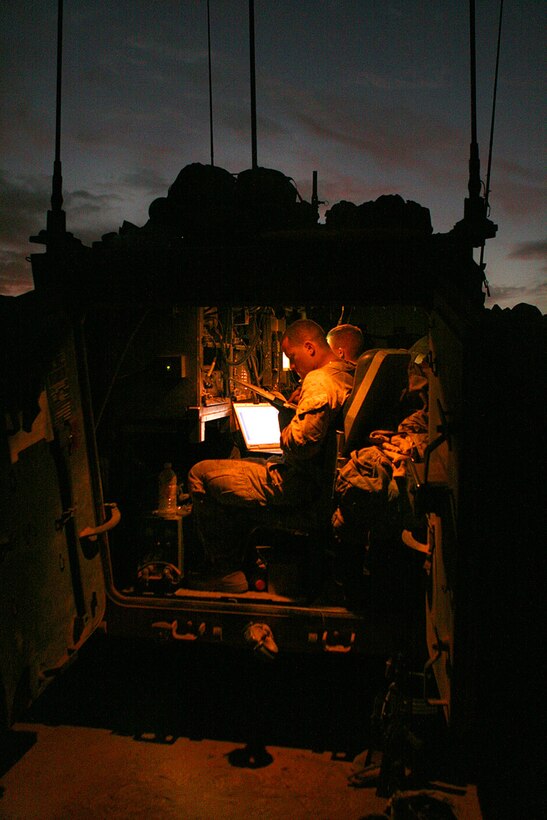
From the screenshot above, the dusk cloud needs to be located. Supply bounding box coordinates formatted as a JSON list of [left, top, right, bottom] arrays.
[[0, 169, 164, 294], [0, 248, 33, 296], [490, 180, 546, 218], [119, 168, 168, 196], [496, 158, 544, 183], [288, 89, 460, 173], [486, 279, 547, 312], [64, 189, 122, 233], [1, 2, 544, 312], [0, 172, 50, 245], [355, 68, 447, 91], [125, 35, 208, 67], [508, 240, 547, 264]]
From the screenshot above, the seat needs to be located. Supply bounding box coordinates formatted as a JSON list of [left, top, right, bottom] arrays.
[[342, 348, 411, 456], [332, 349, 414, 597], [248, 352, 412, 598], [245, 424, 342, 597]]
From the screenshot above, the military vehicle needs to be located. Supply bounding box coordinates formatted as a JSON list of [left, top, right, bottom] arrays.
[[2, 154, 544, 721], [1, 5, 544, 815]]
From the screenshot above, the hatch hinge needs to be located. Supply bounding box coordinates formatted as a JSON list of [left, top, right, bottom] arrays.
[[55, 507, 75, 531]]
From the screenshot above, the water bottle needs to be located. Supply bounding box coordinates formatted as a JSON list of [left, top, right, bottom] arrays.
[[158, 463, 178, 513]]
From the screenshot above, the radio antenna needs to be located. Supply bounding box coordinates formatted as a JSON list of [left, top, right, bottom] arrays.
[[468, 0, 481, 207], [479, 0, 504, 295], [49, 0, 66, 236], [454, 0, 497, 247], [207, 0, 215, 166], [249, 0, 258, 169], [30, 0, 67, 248]]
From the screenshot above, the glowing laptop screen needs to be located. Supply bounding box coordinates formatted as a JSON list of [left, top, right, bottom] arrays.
[[233, 402, 281, 452]]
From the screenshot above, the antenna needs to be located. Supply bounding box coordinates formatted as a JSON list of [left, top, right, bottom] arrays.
[[249, 0, 258, 169], [49, 0, 66, 236], [30, 0, 67, 245], [468, 0, 481, 205], [207, 0, 215, 166], [453, 0, 497, 247]]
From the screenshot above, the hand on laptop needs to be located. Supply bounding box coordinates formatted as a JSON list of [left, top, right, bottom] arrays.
[[271, 388, 297, 409], [286, 386, 302, 405]]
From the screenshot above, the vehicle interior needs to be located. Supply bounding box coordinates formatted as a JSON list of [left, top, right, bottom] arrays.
[[89, 303, 432, 620]]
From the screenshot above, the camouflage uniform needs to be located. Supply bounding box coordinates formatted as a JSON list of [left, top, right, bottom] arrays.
[[188, 360, 353, 573]]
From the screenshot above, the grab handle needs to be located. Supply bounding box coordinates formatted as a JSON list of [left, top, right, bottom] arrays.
[[79, 503, 121, 541]]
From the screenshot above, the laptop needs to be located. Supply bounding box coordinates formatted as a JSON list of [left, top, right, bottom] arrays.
[[232, 402, 283, 455]]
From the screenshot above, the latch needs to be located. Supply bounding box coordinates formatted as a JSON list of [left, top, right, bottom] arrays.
[[55, 507, 75, 531], [409, 400, 453, 514], [79, 502, 121, 541], [423, 400, 453, 485]]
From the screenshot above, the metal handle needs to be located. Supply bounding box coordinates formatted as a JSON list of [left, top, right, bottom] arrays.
[[79, 502, 121, 541]]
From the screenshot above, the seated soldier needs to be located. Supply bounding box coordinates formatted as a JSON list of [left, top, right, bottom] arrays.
[[187, 319, 354, 592], [289, 321, 364, 405], [327, 323, 365, 366]]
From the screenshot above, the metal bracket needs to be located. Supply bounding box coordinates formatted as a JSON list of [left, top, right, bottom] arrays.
[[422, 629, 450, 707], [426, 350, 438, 377], [408, 399, 454, 514], [151, 619, 206, 641], [423, 400, 453, 485]]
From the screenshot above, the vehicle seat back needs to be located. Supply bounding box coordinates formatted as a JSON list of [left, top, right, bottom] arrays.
[[343, 348, 411, 456]]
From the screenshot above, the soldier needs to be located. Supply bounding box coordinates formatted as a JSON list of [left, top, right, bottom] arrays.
[[327, 323, 365, 365], [187, 319, 354, 592]]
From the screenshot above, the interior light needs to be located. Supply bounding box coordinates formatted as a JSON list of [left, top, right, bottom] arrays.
[[155, 355, 187, 379]]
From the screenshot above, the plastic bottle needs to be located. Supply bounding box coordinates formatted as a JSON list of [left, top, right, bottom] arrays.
[[158, 463, 178, 513]]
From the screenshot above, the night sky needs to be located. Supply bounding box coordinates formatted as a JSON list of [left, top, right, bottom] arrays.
[[1, 1, 545, 311]]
